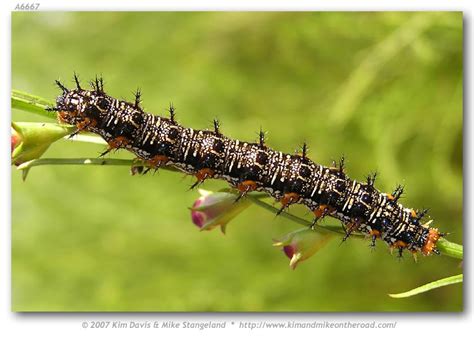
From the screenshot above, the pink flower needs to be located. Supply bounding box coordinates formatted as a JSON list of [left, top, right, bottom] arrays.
[[190, 189, 251, 233], [273, 228, 334, 269], [11, 127, 21, 154]]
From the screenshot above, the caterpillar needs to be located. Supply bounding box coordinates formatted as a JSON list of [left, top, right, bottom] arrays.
[[48, 75, 443, 259]]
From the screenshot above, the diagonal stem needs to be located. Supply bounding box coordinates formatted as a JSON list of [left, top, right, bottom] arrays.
[[12, 88, 463, 262]]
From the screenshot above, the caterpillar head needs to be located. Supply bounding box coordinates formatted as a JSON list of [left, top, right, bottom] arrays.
[[53, 83, 86, 125], [53, 79, 110, 125], [57, 91, 83, 112]]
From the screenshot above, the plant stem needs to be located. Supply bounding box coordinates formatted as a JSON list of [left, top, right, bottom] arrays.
[[436, 238, 463, 260], [12, 90, 56, 119], [247, 194, 350, 237], [15, 157, 463, 260], [65, 133, 107, 145], [16, 157, 180, 173], [11, 90, 463, 261], [247, 195, 463, 260]]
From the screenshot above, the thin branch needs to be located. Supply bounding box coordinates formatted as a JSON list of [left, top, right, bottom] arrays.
[[16, 157, 180, 173], [246, 194, 348, 236], [436, 238, 463, 260], [246, 196, 462, 260], [15, 157, 463, 260], [11, 90, 56, 119], [64, 133, 107, 145], [12, 90, 463, 261]]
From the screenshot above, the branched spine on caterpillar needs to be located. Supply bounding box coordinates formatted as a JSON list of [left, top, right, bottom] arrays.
[[48, 75, 444, 259]]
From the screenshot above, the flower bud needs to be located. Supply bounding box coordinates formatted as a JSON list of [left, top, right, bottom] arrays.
[[11, 122, 75, 166], [190, 189, 251, 233], [273, 228, 333, 269], [11, 127, 21, 153]]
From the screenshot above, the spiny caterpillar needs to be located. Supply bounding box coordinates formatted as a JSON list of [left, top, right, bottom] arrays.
[[48, 75, 444, 259]]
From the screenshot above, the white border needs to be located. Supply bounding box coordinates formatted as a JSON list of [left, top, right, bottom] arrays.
[[1, 1, 472, 338], [0, 0, 470, 11]]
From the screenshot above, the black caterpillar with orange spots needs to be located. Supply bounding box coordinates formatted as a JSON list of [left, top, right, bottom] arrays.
[[48, 75, 443, 259]]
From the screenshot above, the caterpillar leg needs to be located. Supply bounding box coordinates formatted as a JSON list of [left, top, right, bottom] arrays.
[[310, 204, 336, 230], [276, 192, 300, 215], [342, 219, 361, 242], [130, 157, 152, 176], [235, 180, 258, 202], [397, 247, 404, 260], [133, 155, 170, 175], [130, 165, 144, 176], [146, 155, 169, 168], [368, 229, 381, 250], [190, 168, 214, 190], [310, 204, 335, 229], [99, 136, 129, 157], [67, 118, 98, 140], [390, 240, 408, 260]]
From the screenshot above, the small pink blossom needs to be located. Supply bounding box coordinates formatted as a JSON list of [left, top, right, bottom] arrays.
[[11, 127, 21, 154], [190, 189, 251, 233]]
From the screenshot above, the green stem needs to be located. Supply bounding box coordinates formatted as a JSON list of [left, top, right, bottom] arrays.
[[247, 195, 462, 260], [12, 90, 463, 261], [65, 133, 107, 145], [247, 194, 350, 236], [16, 157, 463, 260], [16, 157, 180, 173], [12, 90, 55, 119], [436, 238, 463, 260]]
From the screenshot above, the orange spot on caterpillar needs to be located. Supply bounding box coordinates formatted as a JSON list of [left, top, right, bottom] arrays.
[[108, 136, 129, 149], [147, 155, 169, 168], [280, 192, 300, 208], [195, 168, 215, 182], [387, 194, 395, 201], [57, 111, 70, 123], [422, 228, 441, 255], [76, 117, 97, 130], [393, 240, 407, 248], [237, 180, 258, 193], [411, 209, 417, 218], [369, 229, 381, 238], [312, 204, 335, 219]]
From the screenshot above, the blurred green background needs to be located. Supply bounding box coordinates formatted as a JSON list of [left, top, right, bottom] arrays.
[[12, 12, 463, 312]]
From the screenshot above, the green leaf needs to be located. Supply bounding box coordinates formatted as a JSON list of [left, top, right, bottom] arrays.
[[388, 274, 463, 298]]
